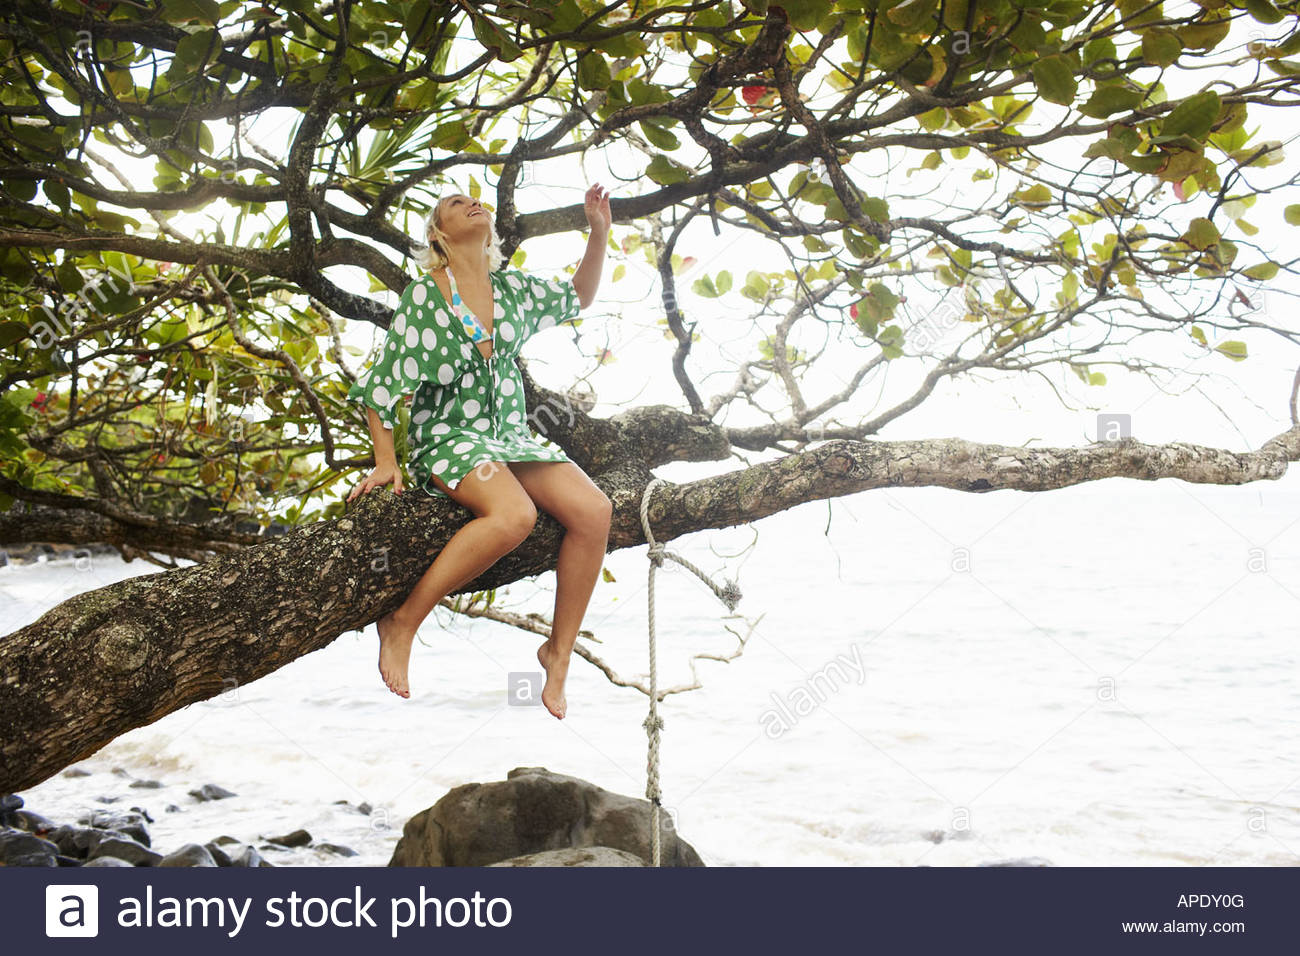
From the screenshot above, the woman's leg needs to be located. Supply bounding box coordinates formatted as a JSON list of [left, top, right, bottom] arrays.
[[506, 460, 613, 719], [376, 461, 538, 698]]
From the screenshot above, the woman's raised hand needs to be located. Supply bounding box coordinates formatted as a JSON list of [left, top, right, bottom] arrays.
[[347, 461, 405, 502], [584, 183, 611, 232]]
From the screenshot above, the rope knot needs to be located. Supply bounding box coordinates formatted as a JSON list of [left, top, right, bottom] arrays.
[[647, 542, 666, 567], [719, 578, 743, 612], [642, 713, 665, 734]]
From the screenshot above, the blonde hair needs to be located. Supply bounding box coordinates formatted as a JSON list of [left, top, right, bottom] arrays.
[[413, 191, 506, 274]]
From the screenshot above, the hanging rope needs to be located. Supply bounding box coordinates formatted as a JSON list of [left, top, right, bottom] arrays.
[[639, 477, 743, 867]]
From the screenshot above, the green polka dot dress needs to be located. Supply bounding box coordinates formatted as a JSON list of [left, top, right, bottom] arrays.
[[347, 266, 582, 498]]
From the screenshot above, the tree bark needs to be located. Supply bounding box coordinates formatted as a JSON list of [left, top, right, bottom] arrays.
[[2, 424, 1298, 793]]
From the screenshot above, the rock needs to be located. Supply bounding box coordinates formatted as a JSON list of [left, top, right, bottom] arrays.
[[94, 795, 123, 804], [129, 779, 164, 789], [88, 836, 163, 866], [977, 856, 1055, 867], [209, 834, 242, 846], [314, 843, 358, 857], [389, 766, 704, 868], [333, 800, 372, 815], [83, 856, 134, 866], [204, 842, 234, 867], [55, 854, 83, 867], [62, 768, 92, 778], [11, 809, 58, 835], [0, 828, 59, 866], [48, 825, 108, 859], [266, 828, 312, 848], [165, 805, 182, 813], [158, 844, 218, 867], [0, 794, 23, 813], [488, 847, 646, 867], [230, 844, 274, 867], [75, 809, 150, 846], [189, 784, 237, 802]]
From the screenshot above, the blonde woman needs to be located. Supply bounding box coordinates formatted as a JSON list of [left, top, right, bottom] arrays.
[[346, 184, 613, 719]]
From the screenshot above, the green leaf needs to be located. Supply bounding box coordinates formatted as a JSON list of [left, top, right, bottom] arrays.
[[1013, 184, 1053, 209], [1032, 55, 1077, 106], [778, 0, 836, 30], [692, 275, 721, 297], [1214, 340, 1248, 361], [1080, 86, 1144, 118], [169, 0, 220, 25], [1141, 29, 1183, 67], [428, 121, 471, 151], [1161, 90, 1221, 140], [470, 13, 523, 61], [0, 321, 27, 348], [1245, 0, 1284, 25], [1284, 204, 1300, 225], [577, 53, 611, 91], [860, 282, 900, 326], [646, 154, 690, 185], [691, 270, 733, 297], [1190, 325, 1207, 347], [52, 253, 82, 288], [1242, 261, 1278, 280], [172, 28, 220, 72], [639, 121, 680, 151], [885, 0, 938, 33], [1082, 36, 1117, 68], [1184, 217, 1219, 250], [1178, 15, 1231, 51], [741, 271, 770, 301]]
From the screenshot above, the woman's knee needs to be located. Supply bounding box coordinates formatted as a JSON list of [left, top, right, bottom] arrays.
[[573, 489, 612, 536], [489, 499, 538, 546]]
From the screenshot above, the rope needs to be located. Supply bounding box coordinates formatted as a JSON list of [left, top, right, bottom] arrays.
[[639, 477, 742, 867]]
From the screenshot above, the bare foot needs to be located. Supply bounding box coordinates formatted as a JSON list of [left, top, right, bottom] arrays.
[[536, 641, 570, 719], [377, 610, 417, 698]]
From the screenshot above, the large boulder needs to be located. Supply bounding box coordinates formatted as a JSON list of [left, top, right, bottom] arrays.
[[389, 767, 703, 867], [488, 847, 645, 867]]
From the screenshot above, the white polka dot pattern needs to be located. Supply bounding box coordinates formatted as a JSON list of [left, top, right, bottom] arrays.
[[344, 268, 583, 498]]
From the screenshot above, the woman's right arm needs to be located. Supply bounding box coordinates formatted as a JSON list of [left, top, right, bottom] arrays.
[[346, 279, 429, 502], [347, 407, 406, 501]]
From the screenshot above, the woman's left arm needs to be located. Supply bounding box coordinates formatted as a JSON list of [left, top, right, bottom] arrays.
[[572, 183, 611, 310]]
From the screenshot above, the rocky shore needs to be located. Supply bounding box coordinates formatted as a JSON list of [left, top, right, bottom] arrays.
[[1, 766, 704, 868], [0, 775, 360, 868]]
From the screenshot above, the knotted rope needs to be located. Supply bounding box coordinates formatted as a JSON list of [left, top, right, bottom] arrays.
[[639, 477, 743, 866]]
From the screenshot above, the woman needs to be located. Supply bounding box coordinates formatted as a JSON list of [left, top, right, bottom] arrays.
[[345, 184, 613, 719]]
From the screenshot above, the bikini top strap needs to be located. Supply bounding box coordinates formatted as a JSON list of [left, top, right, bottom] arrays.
[[445, 266, 491, 343]]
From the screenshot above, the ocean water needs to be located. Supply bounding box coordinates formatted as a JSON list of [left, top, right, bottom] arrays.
[[3, 474, 1298, 867]]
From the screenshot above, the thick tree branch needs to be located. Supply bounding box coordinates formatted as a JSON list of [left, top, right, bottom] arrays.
[[5, 425, 1299, 792]]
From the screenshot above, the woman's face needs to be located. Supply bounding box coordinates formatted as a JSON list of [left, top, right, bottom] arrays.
[[432, 194, 492, 248]]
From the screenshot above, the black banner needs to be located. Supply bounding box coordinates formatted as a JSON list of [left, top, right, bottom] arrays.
[[4, 866, 1293, 953]]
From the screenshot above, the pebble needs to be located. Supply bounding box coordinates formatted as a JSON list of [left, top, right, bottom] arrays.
[[189, 783, 237, 802], [266, 828, 312, 848]]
